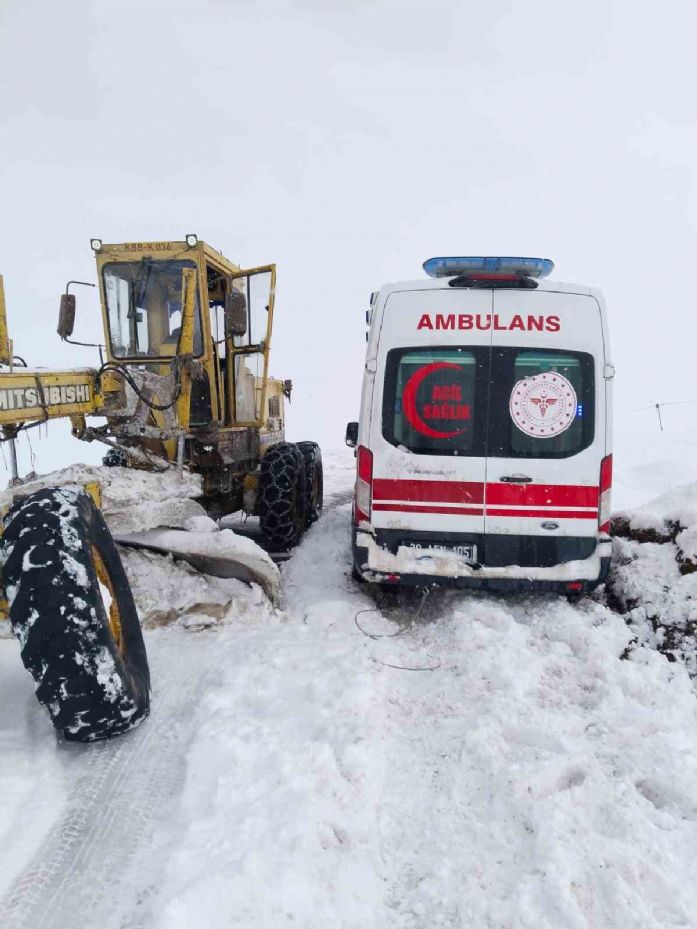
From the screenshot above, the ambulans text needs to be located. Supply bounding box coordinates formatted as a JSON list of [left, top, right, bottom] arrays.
[[416, 314, 561, 332]]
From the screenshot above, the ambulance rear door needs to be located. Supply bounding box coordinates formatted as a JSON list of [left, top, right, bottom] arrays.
[[484, 288, 605, 544], [369, 287, 493, 546]]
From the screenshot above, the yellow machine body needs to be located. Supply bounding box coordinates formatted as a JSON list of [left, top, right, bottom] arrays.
[[0, 245, 302, 739], [0, 239, 290, 511]]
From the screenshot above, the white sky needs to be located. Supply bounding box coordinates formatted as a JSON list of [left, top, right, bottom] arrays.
[[1, 0, 696, 478]]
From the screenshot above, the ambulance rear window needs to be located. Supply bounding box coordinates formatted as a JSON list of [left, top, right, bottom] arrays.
[[382, 348, 483, 456], [382, 346, 594, 459], [488, 348, 595, 459]]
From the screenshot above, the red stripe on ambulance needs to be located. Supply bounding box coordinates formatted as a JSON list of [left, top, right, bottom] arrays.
[[372, 478, 599, 517], [485, 483, 599, 508], [373, 504, 485, 516], [485, 508, 597, 519], [373, 478, 484, 504]]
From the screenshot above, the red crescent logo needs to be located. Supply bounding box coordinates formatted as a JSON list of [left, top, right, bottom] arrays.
[[402, 361, 466, 439]]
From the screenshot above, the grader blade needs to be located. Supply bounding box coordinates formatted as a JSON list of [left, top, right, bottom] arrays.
[[114, 527, 281, 602]]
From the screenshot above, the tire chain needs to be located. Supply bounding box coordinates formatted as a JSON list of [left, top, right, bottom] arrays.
[[258, 443, 307, 550], [296, 441, 323, 526]]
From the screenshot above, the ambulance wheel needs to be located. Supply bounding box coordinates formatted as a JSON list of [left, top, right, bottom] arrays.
[[258, 442, 307, 550], [297, 441, 323, 526], [0, 486, 150, 742]]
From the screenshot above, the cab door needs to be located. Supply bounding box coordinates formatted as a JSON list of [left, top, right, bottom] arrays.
[[484, 289, 605, 549], [226, 265, 276, 428], [369, 288, 493, 549]]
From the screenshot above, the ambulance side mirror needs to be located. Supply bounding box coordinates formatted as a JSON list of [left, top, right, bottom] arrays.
[[58, 293, 76, 339], [345, 422, 358, 448]]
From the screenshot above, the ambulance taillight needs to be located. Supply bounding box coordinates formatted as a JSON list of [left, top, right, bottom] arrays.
[[599, 454, 613, 533], [354, 446, 373, 525]]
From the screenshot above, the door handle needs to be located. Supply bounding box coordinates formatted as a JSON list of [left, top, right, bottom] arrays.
[[499, 475, 532, 483]]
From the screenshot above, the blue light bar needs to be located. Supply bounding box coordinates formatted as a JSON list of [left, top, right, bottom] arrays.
[[423, 256, 554, 279]]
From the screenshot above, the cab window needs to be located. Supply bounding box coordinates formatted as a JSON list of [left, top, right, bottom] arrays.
[[104, 259, 203, 358]]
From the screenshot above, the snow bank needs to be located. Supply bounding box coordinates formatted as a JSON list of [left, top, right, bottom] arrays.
[[604, 417, 697, 676], [149, 503, 697, 929], [606, 471, 697, 676], [613, 481, 697, 542], [0, 462, 280, 622], [0, 463, 205, 534]]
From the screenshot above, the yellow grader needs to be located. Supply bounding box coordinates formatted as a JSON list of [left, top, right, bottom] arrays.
[[0, 237, 322, 742]]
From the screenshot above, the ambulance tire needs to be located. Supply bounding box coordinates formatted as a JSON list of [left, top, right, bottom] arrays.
[[0, 486, 150, 742], [258, 442, 307, 551], [296, 441, 323, 526]]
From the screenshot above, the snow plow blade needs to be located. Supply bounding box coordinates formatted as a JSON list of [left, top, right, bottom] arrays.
[[114, 527, 281, 602]]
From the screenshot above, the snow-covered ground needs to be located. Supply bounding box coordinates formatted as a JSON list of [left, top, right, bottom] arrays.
[[2, 437, 697, 927]]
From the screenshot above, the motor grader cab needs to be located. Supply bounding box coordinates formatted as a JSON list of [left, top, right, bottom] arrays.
[[0, 238, 323, 743], [65, 239, 288, 503]]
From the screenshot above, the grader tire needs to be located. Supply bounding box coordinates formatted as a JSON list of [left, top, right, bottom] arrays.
[[297, 441, 323, 526], [258, 442, 307, 551], [0, 487, 150, 742]]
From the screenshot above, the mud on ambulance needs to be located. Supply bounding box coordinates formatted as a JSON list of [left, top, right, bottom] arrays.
[[346, 257, 613, 596]]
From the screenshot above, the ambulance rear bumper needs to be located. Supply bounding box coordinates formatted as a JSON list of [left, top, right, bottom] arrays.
[[352, 526, 611, 594]]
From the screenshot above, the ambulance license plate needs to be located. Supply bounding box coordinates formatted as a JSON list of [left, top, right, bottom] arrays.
[[408, 542, 477, 563]]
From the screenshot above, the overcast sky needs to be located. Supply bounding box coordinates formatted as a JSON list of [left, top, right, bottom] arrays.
[[0, 0, 695, 479]]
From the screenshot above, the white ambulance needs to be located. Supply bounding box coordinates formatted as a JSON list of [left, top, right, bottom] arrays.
[[346, 257, 613, 596]]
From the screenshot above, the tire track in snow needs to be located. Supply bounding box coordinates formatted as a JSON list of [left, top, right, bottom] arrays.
[[0, 631, 226, 929], [0, 457, 358, 929]]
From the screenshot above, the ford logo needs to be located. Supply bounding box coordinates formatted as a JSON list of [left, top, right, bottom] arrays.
[[541, 521, 559, 531]]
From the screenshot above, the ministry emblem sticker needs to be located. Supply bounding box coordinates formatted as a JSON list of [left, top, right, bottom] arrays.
[[509, 371, 577, 439]]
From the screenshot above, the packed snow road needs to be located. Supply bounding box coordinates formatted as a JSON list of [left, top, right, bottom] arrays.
[[2, 446, 697, 927], [0, 631, 231, 929]]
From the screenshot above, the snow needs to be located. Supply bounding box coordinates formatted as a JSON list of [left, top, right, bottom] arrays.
[[3, 440, 697, 926], [141, 499, 697, 929], [0, 463, 205, 534], [182, 514, 219, 533], [0, 640, 67, 901], [613, 480, 697, 539], [116, 526, 281, 602], [603, 424, 697, 678], [118, 545, 268, 629], [73, 645, 122, 706]]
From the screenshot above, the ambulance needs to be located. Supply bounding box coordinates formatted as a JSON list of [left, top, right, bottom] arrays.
[[346, 257, 613, 596]]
